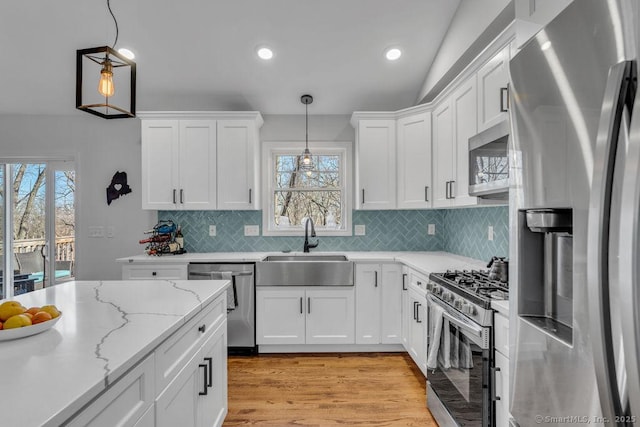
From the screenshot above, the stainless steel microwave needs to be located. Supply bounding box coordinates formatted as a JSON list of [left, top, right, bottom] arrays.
[[468, 120, 509, 198]]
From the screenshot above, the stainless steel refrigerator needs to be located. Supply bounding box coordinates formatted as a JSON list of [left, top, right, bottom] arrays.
[[509, 0, 640, 425]]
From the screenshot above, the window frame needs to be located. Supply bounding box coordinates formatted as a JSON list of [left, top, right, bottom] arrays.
[[262, 141, 353, 237]]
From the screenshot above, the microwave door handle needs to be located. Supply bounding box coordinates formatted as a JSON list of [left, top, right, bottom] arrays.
[[587, 60, 634, 422]]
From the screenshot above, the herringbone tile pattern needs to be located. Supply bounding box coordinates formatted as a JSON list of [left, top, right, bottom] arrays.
[[443, 206, 509, 260]]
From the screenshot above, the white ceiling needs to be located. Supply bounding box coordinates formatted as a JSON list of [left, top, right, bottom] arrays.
[[0, 0, 461, 115]]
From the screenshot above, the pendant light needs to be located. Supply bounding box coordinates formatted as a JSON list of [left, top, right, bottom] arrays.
[[300, 94, 314, 172], [76, 0, 136, 119]]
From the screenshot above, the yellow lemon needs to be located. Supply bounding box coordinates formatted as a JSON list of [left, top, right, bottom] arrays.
[[0, 301, 27, 322], [3, 314, 33, 329], [40, 305, 61, 319]]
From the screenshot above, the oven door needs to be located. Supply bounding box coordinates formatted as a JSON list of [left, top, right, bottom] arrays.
[[426, 294, 491, 427]]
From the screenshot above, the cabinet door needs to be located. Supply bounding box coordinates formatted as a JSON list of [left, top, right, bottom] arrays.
[[256, 289, 305, 345], [155, 352, 200, 427], [452, 76, 479, 207], [179, 120, 217, 210], [356, 119, 397, 209], [121, 264, 188, 280], [401, 270, 410, 350], [432, 100, 454, 208], [494, 350, 510, 427], [397, 112, 432, 209], [217, 120, 257, 210], [408, 290, 427, 375], [141, 120, 180, 210], [306, 288, 355, 344], [198, 322, 228, 427], [355, 263, 381, 344], [477, 46, 509, 132], [380, 264, 402, 344]]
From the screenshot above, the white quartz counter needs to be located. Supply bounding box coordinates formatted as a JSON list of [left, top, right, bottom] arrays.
[[0, 279, 229, 427], [116, 251, 487, 277]]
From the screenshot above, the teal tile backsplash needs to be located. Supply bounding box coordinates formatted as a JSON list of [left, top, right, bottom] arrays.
[[159, 206, 508, 261]]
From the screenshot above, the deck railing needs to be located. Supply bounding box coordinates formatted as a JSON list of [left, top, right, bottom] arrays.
[[11, 237, 75, 261]]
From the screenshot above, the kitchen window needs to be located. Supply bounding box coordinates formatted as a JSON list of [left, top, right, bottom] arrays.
[[262, 141, 352, 236]]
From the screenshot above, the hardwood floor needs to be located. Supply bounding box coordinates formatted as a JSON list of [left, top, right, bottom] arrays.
[[224, 352, 437, 426]]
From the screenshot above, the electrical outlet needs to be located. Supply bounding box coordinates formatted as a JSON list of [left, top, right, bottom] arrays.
[[488, 225, 494, 241], [244, 225, 259, 236], [209, 225, 217, 237], [88, 226, 104, 238], [354, 225, 366, 236], [428, 224, 436, 235]]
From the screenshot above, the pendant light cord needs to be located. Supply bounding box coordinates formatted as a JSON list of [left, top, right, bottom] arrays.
[[107, 0, 119, 49], [305, 103, 309, 149]]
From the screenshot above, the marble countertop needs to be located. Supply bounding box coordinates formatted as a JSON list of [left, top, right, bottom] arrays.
[[0, 279, 230, 427], [117, 251, 487, 277]]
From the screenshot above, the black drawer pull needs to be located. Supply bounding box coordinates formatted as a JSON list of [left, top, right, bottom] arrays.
[[416, 303, 422, 323], [402, 273, 407, 291], [152, 271, 157, 276], [500, 87, 509, 112], [198, 324, 206, 333], [204, 357, 213, 387], [198, 364, 208, 395]]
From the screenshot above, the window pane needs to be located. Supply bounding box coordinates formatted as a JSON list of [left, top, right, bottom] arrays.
[[276, 155, 298, 172], [54, 170, 75, 284], [274, 190, 342, 227], [317, 155, 340, 172]]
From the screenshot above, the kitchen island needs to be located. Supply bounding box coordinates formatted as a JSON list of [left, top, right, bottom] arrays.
[[0, 279, 230, 427]]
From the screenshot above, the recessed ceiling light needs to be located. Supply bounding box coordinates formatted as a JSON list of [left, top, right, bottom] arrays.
[[385, 48, 402, 61], [118, 48, 135, 60], [257, 47, 274, 60]]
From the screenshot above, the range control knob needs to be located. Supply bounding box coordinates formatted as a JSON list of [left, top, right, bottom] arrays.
[[453, 299, 463, 309], [462, 303, 476, 316], [426, 283, 433, 292]]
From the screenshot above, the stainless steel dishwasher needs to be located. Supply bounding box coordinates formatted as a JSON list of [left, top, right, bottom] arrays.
[[188, 263, 256, 354]]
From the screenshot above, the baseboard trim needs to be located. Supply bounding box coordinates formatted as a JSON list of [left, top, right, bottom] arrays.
[[258, 344, 405, 353]]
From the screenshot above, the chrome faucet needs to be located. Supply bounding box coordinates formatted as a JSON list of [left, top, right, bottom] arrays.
[[303, 218, 319, 253]]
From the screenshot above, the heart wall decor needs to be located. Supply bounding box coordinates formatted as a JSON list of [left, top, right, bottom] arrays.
[[106, 171, 132, 205]]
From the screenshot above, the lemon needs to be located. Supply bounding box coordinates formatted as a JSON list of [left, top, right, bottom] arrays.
[[3, 314, 33, 329], [40, 305, 61, 319], [0, 301, 27, 322]]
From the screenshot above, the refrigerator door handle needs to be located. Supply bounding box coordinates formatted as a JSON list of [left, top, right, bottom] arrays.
[[618, 63, 640, 420], [587, 60, 634, 423]]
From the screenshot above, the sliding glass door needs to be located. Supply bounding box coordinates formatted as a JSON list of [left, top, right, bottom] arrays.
[[1, 160, 75, 299]]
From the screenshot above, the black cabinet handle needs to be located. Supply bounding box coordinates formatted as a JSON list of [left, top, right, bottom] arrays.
[[413, 301, 418, 320], [173, 189, 177, 204], [492, 367, 502, 401], [362, 189, 365, 204], [300, 297, 303, 314], [500, 87, 509, 112], [204, 357, 213, 387], [374, 271, 378, 287], [445, 181, 450, 199], [425, 186, 429, 202], [198, 324, 206, 333], [450, 181, 455, 199], [249, 188, 252, 204], [308, 297, 311, 314], [416, 304, 422, 323], [180, 189, 184, 204], [402, 273, 407, 291], [152, 271, 157, 276], [198, 364, 208, 395]]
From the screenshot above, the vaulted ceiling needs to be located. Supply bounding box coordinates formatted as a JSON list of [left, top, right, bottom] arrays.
[[0, 0, 461, 115]]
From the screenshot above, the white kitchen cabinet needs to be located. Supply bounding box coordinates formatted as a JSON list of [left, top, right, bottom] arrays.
[[256, 287, 355, 345], [494, 348, 510, 427], [432, 76, 479, 208], [142, 120, 217, 210], [353, 118, 397, 210], [407, 287, 427, 375], [156, 321, 227, 427], [400, 268, 410, 349], [355, 263, 402, 345], [121, 263, 188, 280], [396, 112, 432, 209], [216, 119, 262, 210], [432, 99, 454, 208], [477, 45, 510, 132]]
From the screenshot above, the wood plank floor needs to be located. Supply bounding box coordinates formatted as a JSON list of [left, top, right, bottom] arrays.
[[224, 352, 438, 426]]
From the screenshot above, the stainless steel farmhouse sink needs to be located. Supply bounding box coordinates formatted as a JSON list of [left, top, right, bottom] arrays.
[[256, 254, 354, 286]]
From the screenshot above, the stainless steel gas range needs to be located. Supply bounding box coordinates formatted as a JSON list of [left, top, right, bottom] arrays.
[[426, 270, 508, 427]]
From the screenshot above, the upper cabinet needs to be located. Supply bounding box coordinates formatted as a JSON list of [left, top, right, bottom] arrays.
[[396, 111, 432, 209], [142, 119, 217, 210], [140, 112, 263, 211], [477, 45, 510, 132], [515, 0, 573, 48], [353, 117, 397, 210], [432, 100, 454, 208]]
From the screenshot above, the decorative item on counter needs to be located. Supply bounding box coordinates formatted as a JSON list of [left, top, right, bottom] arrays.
[[106, 171, 132, 205], [175, 226, 184, 249], [139, 220, 186, 255]]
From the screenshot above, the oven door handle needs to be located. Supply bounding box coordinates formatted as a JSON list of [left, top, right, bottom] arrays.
[[428, 294, 484, 338]]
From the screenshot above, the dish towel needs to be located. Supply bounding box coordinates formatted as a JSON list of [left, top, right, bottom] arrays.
[[208, 271, 237, 311], [427, 304, 445, 369]]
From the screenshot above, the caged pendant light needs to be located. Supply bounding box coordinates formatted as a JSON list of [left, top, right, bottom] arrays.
[[300, 94, 315, 172], [76, 0, 136, 119]]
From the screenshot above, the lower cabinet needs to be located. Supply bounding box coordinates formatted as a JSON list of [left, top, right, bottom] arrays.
[[156, 320, 227, 427], [494, 311, 510, 427], [256, 287, 355, 345], [406, 287, 427, 375], [122, 263, 188, 280]]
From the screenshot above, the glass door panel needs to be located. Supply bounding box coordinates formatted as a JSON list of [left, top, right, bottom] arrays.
[[53, 168, 75, 284]]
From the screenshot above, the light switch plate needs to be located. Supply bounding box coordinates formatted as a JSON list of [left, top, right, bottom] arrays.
[[209, 225, 217, 237], [354, 225, 366, 236], [244, 225, 259, 236], [88, 226, 104, 238], [428, 224, 436, 235], [488, 225, 494, 241]]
